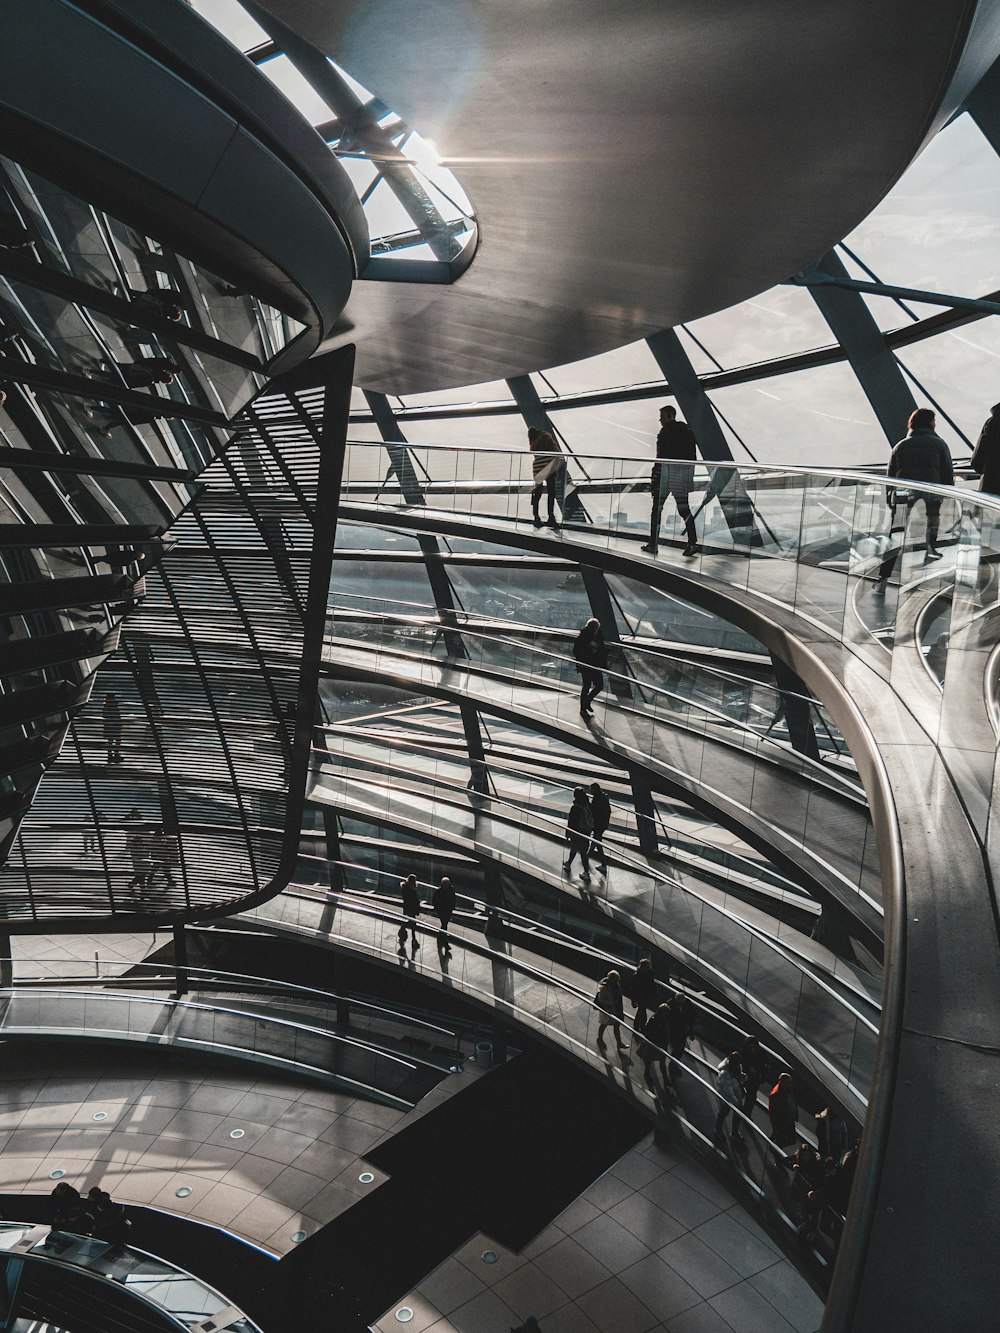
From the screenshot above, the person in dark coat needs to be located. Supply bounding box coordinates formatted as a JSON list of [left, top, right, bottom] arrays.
[[878, 407, 954, 583], [398, 873, 422, 953], [432, 876, 456, 953], [971, 402, 1000, 495], [564, 787, 594, 876], [88, 1190, 129, 1251], [595, 969, 628, 1050], [527, 426, 565, 528], [814, 1106, 848, 1163], [715, 1052, 746, 1144], [50, 1182, 91, 1234], [768, 1071, 798, 1151], [643, 405, 699, 557], [740, 1034, 765, 1117], [589, 782, 611, 865], [572, 618, 607, 716], [666, 992, 694, 1062], [638, 1002, 671, 1086], [629, 957, 657, 1029]]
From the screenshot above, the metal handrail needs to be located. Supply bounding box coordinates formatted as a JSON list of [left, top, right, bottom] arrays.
[[250, 889, 844, 1266], [322, 611, 866, 802]]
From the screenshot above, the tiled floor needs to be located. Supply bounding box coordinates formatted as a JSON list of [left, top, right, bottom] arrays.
[[10, 931, 159, 979], [372, 1134, 824, 1333], [0, 1044, 479, 1256]]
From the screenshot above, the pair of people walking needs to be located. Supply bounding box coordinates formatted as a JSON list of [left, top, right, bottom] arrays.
[[564, 783, 611, 876], [398, 874, 457, 954]]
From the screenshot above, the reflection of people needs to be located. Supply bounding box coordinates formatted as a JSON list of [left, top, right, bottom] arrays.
[[82, 810, 104, 856], [877, 408, 953, 586], [926, 631, 950, 682], [971, 402, 1000, 496], [643, 405, 699, 557], [102, 692, 123, 764], [527, 426, 565, 528]]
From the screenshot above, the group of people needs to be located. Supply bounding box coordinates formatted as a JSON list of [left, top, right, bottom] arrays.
[[789, 1130, 860, 1242], [526, 405, 702, 557], [50, 1181, 130, 1251], [397, 874, 457, 955], [564, 782, 611, 877], [872, 401, 1000, 585], [125, 808, 179, 892], [592, 961, 696, 1082]]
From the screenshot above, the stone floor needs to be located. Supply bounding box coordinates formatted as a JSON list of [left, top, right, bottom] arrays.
[[0, 1043, 478, 1256], [372, 1133, 824, 1333]]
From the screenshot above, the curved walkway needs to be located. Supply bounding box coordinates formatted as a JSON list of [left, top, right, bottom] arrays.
[[335, 454, 1000, 1331], [321, 631, 882, 938]]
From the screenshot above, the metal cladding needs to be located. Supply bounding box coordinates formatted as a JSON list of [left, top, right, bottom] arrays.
[[0, 4, 355, 923]]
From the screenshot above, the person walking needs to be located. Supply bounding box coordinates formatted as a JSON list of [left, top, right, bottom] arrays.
[[971, 401, 1000, 496], [768, 1071, 798, 1152], [642, 405, 699, 558], [715, 1051, 746, 1144], [398, 873, 422, 953], [639, 1001, 672, 1087], [589, 781, 611, 866], [877, 407, 954, 585], [666, 992, 694, 1063], [82, 809, 104, 856], [564, 787, 594, 876], [527, 426, 565, 528], [432, 876, 456, 953], [739, 1033, 765, 1118], [595, 969, 628, 1050], [102, 691, 123, 765], [572, 618, 607, 716], [629, 957, 657, 1029]]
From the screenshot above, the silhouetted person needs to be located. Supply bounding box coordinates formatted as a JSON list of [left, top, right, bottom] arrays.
[[768, 1071, 798, 1151], [102, 692, 123, 764], [527, 426, 565, 528], [595, 969, 628, 1050], [432, 876, 456, 953], [88, 1189, 128, 1251], [643, 405, 699, 557], [666, 992, 694, 1063], [589, 781, 611, 866], [117, 356, 179, 389], [639, 1002, 671, 1086], [790, 1142, 824, 1225], [629, 957, 657, 1029], [398, 874, 421, 953], [740, 1034, 765, 1117], [814, 1106, 848, 1163], [82, 809, 104, 856], [564, 787, 594, 876], [126, 286, 184, 323], [572, 618, 607, 715], [50, 1182, 91, 1233], [971, 401, 1000, 495], [715, 1051, 746, 1144], [877, 408, 953, 585]]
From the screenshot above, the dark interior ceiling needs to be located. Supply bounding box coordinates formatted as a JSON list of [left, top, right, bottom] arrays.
[[262, 0, 1000, 394]]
